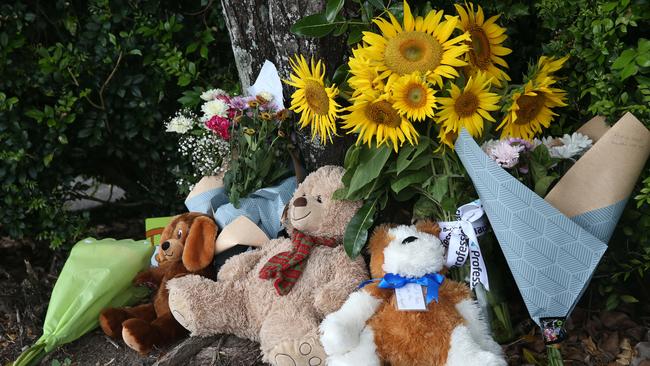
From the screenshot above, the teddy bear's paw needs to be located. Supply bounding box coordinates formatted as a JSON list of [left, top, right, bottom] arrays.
[[269, 336, 326, 366], [167, 276, 201, 334], [122, 318, 155, 354], [326, 326, 380, 366], [320, 315, 363, 356]]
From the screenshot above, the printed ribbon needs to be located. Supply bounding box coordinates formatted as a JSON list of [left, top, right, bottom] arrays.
[[360, 272, 445, 304], [437, 200, 490, 290]]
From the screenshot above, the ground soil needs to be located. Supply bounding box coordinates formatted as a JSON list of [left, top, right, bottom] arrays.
[[1, 215, 648, 366]]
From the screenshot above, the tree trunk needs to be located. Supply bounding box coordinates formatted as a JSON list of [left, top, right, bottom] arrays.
[[220, 0, 355, 171]]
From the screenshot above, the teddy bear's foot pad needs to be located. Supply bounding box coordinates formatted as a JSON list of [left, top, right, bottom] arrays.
[[270, 336, 326, 366]]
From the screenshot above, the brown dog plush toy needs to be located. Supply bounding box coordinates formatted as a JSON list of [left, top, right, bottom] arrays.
[[320, 221, 505, 366], [99, 213, 216, 354]]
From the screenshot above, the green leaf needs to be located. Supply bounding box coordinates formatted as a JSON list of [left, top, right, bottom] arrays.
[[396, 138, 430, 175], [605, 293, 620, 310], [347, 144, 392, 195], [620, 63, 639, 80], [534, 175, 556, 196], [413, 196, 437, 219], [367, 0, 385, 9], [128, 49, 142, 56], [325, 0, 345, 22], [620, 295, 639, 303], [390, 170, 429, 194], [429, 176, 449, 202], [25, 108, 44, 122], [332, 63, 350, 85], [344, 198, 377, 258], [43, 153, 54, 167], [612, 49, 636, 70], [347, 25, 364, 45], [291, 13, 336, 37], [602, 2, 618, 12], [636, 54, 650, 68]]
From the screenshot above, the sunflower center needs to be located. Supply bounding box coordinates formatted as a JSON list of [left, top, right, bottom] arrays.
[[405, 84, 427, 108], [454, 91, 479, 117], [304, 79, 330, 115], [365, 100, 402, 127], [468, 27, 492, 69], [515, 94, 546, 125], [385, 31, 443, 75]]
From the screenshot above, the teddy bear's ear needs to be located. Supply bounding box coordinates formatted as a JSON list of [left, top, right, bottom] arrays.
[[415, 219, 441, 237], [183, 216, 217, 272], [367, 224, 397, 278]]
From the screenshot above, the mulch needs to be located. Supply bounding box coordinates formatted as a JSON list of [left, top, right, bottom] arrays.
[[1, 219, 648, 366]]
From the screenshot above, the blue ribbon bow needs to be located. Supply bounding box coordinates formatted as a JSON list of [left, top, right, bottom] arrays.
[[359, 272, 445, 305]]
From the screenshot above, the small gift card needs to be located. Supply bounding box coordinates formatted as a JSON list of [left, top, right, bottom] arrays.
[[395, 283, 427, 311]]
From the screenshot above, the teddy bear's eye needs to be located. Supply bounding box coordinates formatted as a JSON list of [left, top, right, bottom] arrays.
[[177, 229, 182, 239], [402, 236, 418, 245], [316, 195, 322, 203]]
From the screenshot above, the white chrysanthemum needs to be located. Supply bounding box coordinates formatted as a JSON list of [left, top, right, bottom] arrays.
[[488, 140, 521, 168], [200, 88, 227, 101], [257, 91, 274, 103], [166, 114, 195, 134], [201, 99, 229, 120], [481, 139, 500, 155], [541, 132, 592, 159]]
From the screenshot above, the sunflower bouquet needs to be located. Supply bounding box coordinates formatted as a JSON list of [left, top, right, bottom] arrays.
[[284, 0, 575, 349]]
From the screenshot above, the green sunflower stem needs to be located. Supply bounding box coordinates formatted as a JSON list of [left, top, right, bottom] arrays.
[[547, 344, 564, 366]]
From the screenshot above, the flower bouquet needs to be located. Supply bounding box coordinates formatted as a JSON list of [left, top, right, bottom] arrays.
[[167, 62, 295, 208], [284, 0, 575, 343]]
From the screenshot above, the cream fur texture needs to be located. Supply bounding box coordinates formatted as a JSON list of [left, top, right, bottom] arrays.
[[382, 225, 446, 277], [320, 291, 381, 355], [455, 299, 504, 356], [167, 166, 368, 365]]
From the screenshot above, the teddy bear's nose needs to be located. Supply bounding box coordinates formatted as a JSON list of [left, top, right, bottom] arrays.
[[293, 197, 308, 207], [401, 236, 418, 245], [161, 241, 170, 251]]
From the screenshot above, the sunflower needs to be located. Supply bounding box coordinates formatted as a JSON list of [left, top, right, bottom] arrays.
[[284, 55, 341, 144], [341, 92, 418, 151], [436, 72, 499, 147], [357, 1, 469, 88], [497, 79, 567, 139], [533, 55, 569, 84], [348, 48, 385, 99], [455, 3, 511, 87], [389, 72, 437, 121]]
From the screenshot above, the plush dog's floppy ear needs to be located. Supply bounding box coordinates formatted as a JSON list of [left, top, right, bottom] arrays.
[[183, 216, 217, 271], [415, 219, 441, 237], [367, 224, 397, 278]]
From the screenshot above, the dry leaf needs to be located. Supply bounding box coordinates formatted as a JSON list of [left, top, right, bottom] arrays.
[[616, 338, 635, 365]]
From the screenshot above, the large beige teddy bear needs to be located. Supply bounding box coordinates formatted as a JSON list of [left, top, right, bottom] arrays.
[[167, 166, 369, 366]]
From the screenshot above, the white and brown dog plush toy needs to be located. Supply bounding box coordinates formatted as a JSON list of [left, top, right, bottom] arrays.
[[320, 221, 506, 366]]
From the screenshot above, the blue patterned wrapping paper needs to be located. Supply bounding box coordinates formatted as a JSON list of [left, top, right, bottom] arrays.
[[185, 187, 226, 216], [455, 129, 608, 324], [213, 176, 297, 239]]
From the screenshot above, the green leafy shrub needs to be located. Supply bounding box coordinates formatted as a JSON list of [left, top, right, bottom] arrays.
[[0, 0, 236, 247]]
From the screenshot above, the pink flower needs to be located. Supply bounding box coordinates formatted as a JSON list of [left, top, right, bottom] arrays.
[[205, 115, 231, 140]]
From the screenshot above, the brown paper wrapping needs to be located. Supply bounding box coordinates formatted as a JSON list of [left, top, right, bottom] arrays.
[[186, 172, 225, 201], [545, 112, 650, 217], [215, 216, 268, 254], [576, 115, 610, 143]]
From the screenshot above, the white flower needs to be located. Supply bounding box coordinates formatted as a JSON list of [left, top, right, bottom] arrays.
[[165, 114, 195, 134], [200, 88, 227, 101], [257, 91, 274, 103], [201, 99, 229, 119], [481, 139, 500, 155], [542, 132, 592, 159], [488, 140, 521, 169]]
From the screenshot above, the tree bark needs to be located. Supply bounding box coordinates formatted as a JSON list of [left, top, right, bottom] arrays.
[[220, 0, 355, 171]]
